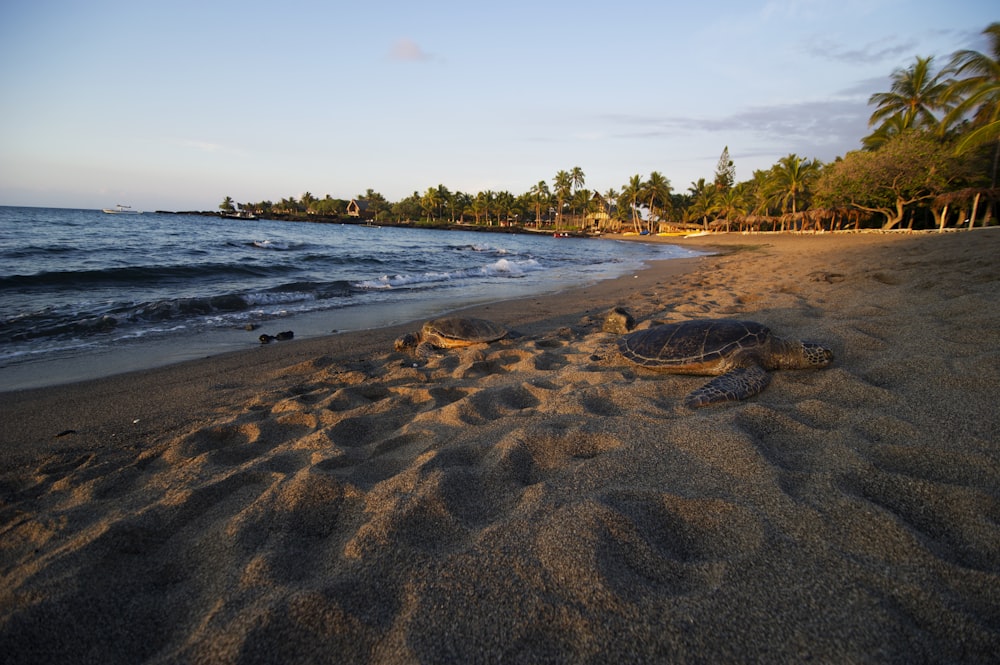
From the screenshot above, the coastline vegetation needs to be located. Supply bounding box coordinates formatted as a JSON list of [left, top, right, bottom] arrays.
[[220, 23, 1000, 234]]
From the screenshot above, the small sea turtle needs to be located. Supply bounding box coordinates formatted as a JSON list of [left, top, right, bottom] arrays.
[[617, 319, 832, 408], [395, 317, 507, 357]]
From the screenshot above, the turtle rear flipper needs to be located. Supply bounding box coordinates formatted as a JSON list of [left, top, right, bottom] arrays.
[[685, 365, 771, 408]]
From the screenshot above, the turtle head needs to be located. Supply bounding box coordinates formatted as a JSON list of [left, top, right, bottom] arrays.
[[394, 332, 422, 352], [798, 341, 833, 368]]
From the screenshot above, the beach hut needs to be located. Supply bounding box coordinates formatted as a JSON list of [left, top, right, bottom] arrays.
[[346, 199, 371, 218]]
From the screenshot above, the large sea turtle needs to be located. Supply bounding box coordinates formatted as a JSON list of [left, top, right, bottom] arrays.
[[395, 317, 507, 357], [617, 318, 833, 408]]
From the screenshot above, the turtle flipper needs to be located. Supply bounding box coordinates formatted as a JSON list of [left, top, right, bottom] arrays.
[[684, 365, 771, 408], [415, 341, 440, 359]]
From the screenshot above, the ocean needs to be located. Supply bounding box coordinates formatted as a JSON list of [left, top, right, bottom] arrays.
[[0, 206, 701, 390]]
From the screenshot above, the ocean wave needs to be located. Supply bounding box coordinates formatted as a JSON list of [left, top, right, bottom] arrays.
[[251, 239, 308, 251], [0, 262, 290, 290], [355, 258, 542, 290], [452, 243, 515, 257], [0, 279, 360, 344]]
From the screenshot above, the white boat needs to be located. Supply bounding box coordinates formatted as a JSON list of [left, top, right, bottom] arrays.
[[102, 204, 142, 214]]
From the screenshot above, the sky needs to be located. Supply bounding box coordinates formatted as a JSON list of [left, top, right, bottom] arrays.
[[0, 0, 995, 211]]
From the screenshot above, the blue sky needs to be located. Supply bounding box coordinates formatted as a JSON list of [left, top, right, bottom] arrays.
[[0, 0, 995, 210]]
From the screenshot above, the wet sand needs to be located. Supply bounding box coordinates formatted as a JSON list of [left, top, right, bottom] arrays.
[[2, 229, 998, 663]]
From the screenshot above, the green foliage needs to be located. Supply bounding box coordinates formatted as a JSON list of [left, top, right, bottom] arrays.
[[868, 56, 950, 134], [815, 131, 959, 228], [944, 22, 1000, 189], [714, 146, 735, 191], [767, 154, 822, 215]]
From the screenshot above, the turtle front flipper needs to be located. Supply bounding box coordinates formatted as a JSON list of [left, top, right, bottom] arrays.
[[684, 365, 771, 408], [415, 341, 440, 359]]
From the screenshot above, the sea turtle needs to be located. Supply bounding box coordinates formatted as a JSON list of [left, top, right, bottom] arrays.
[[394, 317, 507, 357], [617, 318, 832, 408]]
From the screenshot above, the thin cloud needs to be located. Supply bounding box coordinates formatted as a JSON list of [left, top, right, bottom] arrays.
[[390, 38, 433, 62], [602, 95, 872, 158], [180, 139, 225, 153], [804, 35, 917, 65]]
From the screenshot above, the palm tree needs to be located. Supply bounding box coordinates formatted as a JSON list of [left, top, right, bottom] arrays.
[[528, 181, 550, 227], [642, 171, 672, 230], [714, 185, 747, 232], [494, 191, 516, 225], [944, 22, 1000, 186], [467, 191, 491, 225], [300, 191, 317, 214], [621, 175, 644, 233], [436, 184, 453, 221], [571, 188, 591, 226], [746, 169, 775, 229], [686, 179, 716, 229], [569, 166, 586, 219], [553, 170, 572, 229], [769, 154, 821, 220], [420, 187, 441, 223], [862, 113, 909, 151], [601, 188, 619, 232], [362, 188, 387, 222], [868, 56, 950, 133]]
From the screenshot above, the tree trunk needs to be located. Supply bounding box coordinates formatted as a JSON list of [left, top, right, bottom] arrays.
[[938, 203, 949, 233], [881, 198, 906, 230], [969, 192, 981, 230]]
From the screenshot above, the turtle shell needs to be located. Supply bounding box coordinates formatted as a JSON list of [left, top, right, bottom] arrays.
[[617, 319, 771, 372], [424, 317, 507, 347]]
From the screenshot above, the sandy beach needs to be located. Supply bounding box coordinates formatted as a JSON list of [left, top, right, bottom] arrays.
[[2, 229, 999, 663]]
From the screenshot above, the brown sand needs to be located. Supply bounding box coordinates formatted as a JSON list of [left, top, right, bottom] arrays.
[[2, 229, 999, 663]]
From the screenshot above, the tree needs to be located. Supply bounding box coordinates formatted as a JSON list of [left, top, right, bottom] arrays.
[[686, 178, 717, 229], [944, 22, 1000, 187], [553, 170, 572, 228], [219, 196, 235, 213], [463, 190, 496, 225], [714, 146, 735, 191], [437, 184, 454, 221], [862, 113, 909, 151], [814, 131, 958, 229], [642, 171, 672, 227], [277, 196, 300, 214], [528, 181, 550, 226], [420, 187, 441, 223], [360, 189, 388, 221], [300, 191, 317, 214], [621, 175, 644, 233], [868, 56, 950, 134], [392, 192, 422, 221], [769, 154, 821, 217], [312, 195, 346, 217], [571, 188, 592, 225], [494, 190, 518, 225], [714, 185, 747, 231], [569, 166, 586, 218]]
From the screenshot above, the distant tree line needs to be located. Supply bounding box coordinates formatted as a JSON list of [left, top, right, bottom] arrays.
[[222, 23, 1000, 233]]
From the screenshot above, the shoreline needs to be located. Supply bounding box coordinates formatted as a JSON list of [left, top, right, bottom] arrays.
[[0, 247, 702, 456], [2, 229, 999, 663], [0, 226, 695, 393]]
